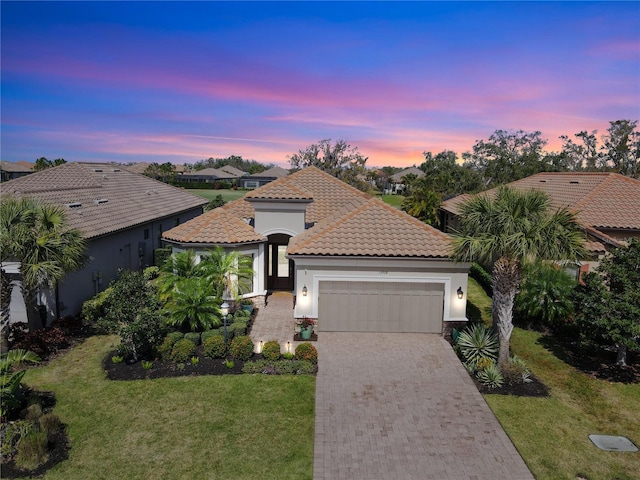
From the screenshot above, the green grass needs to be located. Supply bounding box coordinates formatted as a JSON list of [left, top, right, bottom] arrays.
[[379, 194, 404, 209], [186, 189, 248, 202], [466, 287, 640, 480], [22, 336, 315, 480]]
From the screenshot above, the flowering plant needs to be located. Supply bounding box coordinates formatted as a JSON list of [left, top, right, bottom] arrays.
[[297, 317, 316, 329]]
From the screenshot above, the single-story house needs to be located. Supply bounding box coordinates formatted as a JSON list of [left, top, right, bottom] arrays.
[[219, 165, 247, 177], [237, 166, 289, 189], [439, 172, 640, 275], [180, 167, 238, 185], [387, 166, 424, 194], [163, 166, 469, 334], [1, 161, 33, 182], [1, 162, 207, 322]]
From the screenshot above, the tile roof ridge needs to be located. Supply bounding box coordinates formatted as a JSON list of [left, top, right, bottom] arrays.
[[571, 172, 638, 211], [369, 196, 451, 240], [290, 166, 372, 199]]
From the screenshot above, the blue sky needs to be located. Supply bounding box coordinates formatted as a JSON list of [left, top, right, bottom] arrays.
[[1, 1, 638, 168]]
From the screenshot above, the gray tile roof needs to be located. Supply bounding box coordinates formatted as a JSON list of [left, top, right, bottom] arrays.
[[1, 162, 207, 239]]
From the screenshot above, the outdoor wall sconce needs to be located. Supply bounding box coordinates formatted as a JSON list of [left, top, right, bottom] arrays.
[[457, 287, 464, 299], [302, 285, 308, 296]]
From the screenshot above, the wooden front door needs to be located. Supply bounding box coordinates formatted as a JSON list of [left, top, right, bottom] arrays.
[[266, 234, 294, 291]]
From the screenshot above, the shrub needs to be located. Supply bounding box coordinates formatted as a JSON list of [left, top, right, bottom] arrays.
[[0, 420, 32, 458], [233, 309, 251, 321], [171, 339, 196, 363], [294, 342, 318, 364], [225, 359, 235, 369], [203, 335, 226, 359], [157, 336, 176, 361], [476, 364, 504, 390], [167, 331, 185, 343], [282, 352, 294, 360], [456, 324, 498, 368], [229, 322, 246, 336], [201, 329, 222, 343], [229, 335, 254, 360], [15, 430, 48, 470], [9, 325, 70, 360], [502, 355, 532, 385], [111, 355, 124, 364], [25, 403, 43, 423], [191, 356, 200, 365], [262, 341, 281, 361], [39, 413, 61, 439], [141, 360, 153, 370], [143, 266, 160, 281], [475, 356, 495, 372], [80, 287, 113, 324], [242, 359, 316, 375], [184, 332, 201, 346], [470, 262, 493, 296]]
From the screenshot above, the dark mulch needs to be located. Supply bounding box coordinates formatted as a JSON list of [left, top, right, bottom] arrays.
[[1, 392, 70, 480], [103, 349, 250, 381], [474, 374, 550, 397]]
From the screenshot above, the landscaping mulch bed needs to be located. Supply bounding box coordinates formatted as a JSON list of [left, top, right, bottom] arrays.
[[474, 374, 550, 397], [1, 426, 70, 480], [103, 350, 249, 381]]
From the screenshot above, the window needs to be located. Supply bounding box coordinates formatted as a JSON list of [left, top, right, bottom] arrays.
[[144, 229, 149, 240]]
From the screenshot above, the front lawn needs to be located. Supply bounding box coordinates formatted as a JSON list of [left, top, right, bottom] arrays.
[[21, 335, 315, 480], [186, 189, 248, 203], [467, 283, 640, 480]]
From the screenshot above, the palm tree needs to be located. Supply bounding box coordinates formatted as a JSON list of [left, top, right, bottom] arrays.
[[0, 197, 86, 331], [451, 186, 586, 368], [156, 249, 205, 303], [401, 178, 442, 225], [163, 277, 221, 331], [199, 247, 254, 300]]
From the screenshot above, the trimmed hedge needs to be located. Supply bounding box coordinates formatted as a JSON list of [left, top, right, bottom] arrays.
[[470, 262, 493, 296], [171, 338, 196, 363], [203, 335, 226, 359], [184, 332, 201, 346], [229, 335, 254, 361], [167, 331, 185, 343], [294, 342, 318, 364], [201, 329, 222, 342], [242, 359, 315, 375], [262, 341, 281, 361]]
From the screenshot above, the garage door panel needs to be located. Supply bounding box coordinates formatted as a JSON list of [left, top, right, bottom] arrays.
[[319, 281, 443, 333]]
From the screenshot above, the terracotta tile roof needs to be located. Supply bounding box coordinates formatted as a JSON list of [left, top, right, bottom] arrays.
[[247, 166, 289, 178], [391, 167, 424, 182], [1, 161, 33, 173], [163, 208, 266, 245], [1, 162, 207, 239], [289, 197, 451, 258], [441, 172, 640, 231], [122, 162, 150, 174], [183, 167, 237, 179], [165, 166, 452, 258]]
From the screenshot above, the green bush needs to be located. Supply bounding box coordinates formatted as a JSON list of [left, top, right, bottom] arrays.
[[262, 341, 281, 361], [233, 309, 251, 321], [470, 262, 493, 296], [153, 247, 173, 267], [294, 343, 318, 364], [201, 329, 221, 343], [16, 430, 48, 470], [229, 335, 254, 361], [229, 322, 246, 336], [167, 331, 185, 343], [80, 287, 113, 324], [171, 339, 196, 363], [184, 332, 201, 346], [242, 359, 316, 375], [203, 335, 226, 359], [25, 403, 43, 423], [157, 336, 176, 361]]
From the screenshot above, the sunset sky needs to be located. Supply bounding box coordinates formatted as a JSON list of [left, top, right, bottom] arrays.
[[1, 1, 639, 169]]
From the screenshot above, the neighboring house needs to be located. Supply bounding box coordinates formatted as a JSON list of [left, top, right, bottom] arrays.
[[439, 172, 640, 275], [163, 166, 469, 335], [219, 165, 247, 177], [237, 166, 289, 189], [181, 167, 238, 184], [1, 162, 207, 322], [123, 162, 151, 175], [387, 166, 425, 194], [1, 161, 33, 182]]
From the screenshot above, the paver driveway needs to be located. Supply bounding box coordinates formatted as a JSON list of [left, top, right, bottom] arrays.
[[313, 333, 534, 480]]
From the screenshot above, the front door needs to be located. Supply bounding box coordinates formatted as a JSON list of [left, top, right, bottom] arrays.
[[266, 234, 294, 291]]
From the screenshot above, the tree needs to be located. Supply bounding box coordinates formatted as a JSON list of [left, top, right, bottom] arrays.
[[199, 247, 254, 299], [0, 197, 86, 331], [144, 162, 176, 181], [419, 150, 483, 196], [601, 120, 639, 178], [288, 139, 369, 191], [451, 186, 586, 368], [572, 239, 640, 365], [33, 157, 66, 171], [559, 130, 601, 171], [401, 178, 442, 225], [163, 277, 221, 331], [97, 270, 166, 361], [515, 261, 575, 330], [204, 195, 226, 212], [462, 130, 549, 187]]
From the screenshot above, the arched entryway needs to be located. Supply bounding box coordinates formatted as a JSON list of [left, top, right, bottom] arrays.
[[266, 233, 294, 291]]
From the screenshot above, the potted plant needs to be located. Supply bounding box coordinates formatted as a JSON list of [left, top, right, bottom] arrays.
[[240, 298, 254, 314], [297, 317, 316, 340]]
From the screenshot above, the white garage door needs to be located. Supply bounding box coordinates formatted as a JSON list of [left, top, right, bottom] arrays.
[[318, 281, 444, 333]]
